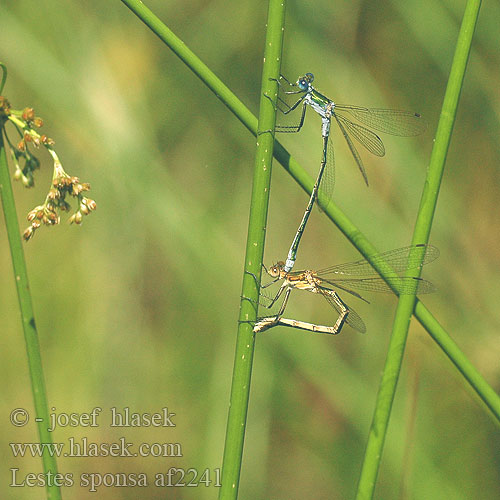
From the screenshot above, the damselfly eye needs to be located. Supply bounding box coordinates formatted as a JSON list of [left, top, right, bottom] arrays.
[[268, 265, 280, 277], [298, 79, 308, 90]]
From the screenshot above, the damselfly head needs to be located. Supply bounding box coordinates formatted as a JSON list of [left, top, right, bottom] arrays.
[[297, 73, 314, 91], [268, 261, 285, 278]]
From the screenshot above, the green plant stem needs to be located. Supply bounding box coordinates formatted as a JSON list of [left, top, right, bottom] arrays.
[[0, 134, 61, 499], [355, 1, 483, 499], [217, 2, 286, 499], [0, 63, 7, 93], [119, 0, 500, 422]]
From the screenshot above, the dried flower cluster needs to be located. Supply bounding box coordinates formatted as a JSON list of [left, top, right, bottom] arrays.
[[0, 97, 96, 241]]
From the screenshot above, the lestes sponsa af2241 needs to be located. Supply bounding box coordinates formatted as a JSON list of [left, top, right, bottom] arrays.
[[254, 244, 438, 335]]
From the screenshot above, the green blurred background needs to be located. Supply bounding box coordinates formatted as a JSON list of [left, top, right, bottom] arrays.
[[1, 0, 499, 499]]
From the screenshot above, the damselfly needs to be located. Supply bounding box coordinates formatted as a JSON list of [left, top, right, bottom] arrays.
[[254, 244, 438, 335], [272, 73, 426, 273]]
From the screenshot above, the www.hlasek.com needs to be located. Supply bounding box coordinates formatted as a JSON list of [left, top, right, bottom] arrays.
[[10, 437, 182, 458], [10, 468, 221, 492]]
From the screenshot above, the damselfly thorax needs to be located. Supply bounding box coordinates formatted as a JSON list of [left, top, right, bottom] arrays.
[[268, 262, 325, 291]]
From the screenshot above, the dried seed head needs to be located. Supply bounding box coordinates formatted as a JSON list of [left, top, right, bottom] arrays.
[[46, 210, 58, 222], [72, 183, 83, 196], [22, 108, 35, 121], [85, 198, 97, 211], [27, 211, 37, 222], [23, 226, 35, 241], [47, 188, 60, 200], [69, 212, 83, 225], [22, 173, 35, 187]]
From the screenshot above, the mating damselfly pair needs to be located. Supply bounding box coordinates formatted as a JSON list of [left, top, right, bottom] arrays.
[[253, 74, 434, 335]]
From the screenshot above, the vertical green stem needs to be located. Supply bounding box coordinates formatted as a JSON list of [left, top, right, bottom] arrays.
[[0, 63, 7, 94], [355, 1, 482, 498], [0, 133, 61, 500], [218, 1, 286, 499]]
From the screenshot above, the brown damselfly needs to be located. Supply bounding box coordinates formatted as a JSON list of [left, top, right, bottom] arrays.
[[254, 244, 439, 335]]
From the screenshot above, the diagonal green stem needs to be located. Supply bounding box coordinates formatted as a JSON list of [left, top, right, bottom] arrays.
[[355, 1, 483, 499], [119, 0, 499, 423], [0, 132, 61, 499]]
